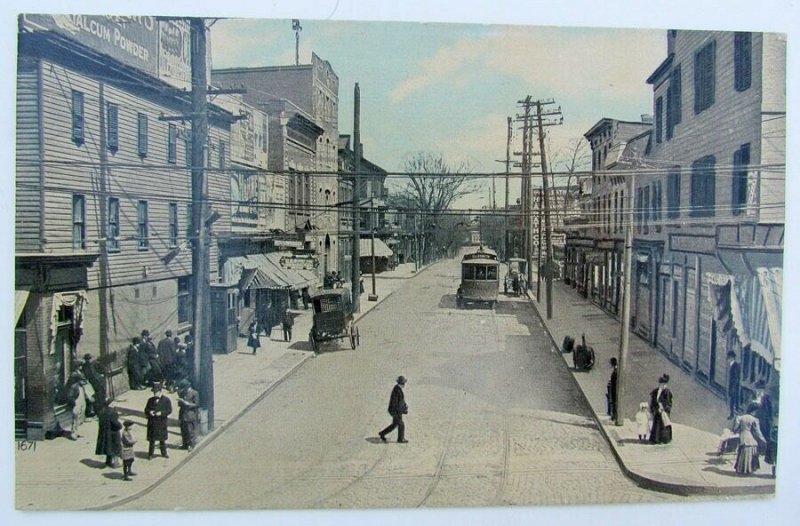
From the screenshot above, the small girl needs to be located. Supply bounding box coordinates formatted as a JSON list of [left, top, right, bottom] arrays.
[[121, 420, 137, 481], [636, 402, 651, 442]]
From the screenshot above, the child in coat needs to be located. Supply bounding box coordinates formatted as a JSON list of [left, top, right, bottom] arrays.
[[121, 420, 137, 481], [636, 402, 651, 442]]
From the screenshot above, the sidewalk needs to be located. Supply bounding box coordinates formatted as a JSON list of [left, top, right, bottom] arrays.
[[14, 261, 437, 511], [527, 280, 775, 496]]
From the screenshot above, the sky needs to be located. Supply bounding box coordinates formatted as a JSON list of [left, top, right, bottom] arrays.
[[2, 1, 800, 526], [210, 19, 665, 208]]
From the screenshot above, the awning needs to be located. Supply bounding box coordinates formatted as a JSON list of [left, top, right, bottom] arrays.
[[225, 253, 320, 291], [359, 238, 393, 258], [757, 268, 782, 371], [15, 289, 30, 325]]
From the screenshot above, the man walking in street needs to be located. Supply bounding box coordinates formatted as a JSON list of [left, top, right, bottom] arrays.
[[727, 351, 741, 419], [282, 310, 294, 342], [144, 382, 172, 459], [177, 379, 199, 451], [378, 376, 409, 444]]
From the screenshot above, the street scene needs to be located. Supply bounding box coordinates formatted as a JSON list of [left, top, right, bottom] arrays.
[[10, 5, 790, 520]]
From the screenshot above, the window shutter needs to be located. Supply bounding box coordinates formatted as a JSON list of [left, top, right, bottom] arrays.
[[72, 91, 84, 144], [655, 96, 663, 143], [138, 113, 148, 156], [665, 86, 673, 140], [672, 65, 682, 125], [107, 103, 118, 151]]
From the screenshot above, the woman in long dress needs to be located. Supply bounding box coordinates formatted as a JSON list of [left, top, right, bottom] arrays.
[[733, 403, 767, 475], [649, 374, 673, 444], [247, 320, 261, 355]]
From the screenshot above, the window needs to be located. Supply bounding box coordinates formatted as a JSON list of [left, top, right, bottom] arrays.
[[694, 40, 716, 114], [71, 90, 84, 145], [107, 197, 120, 251], [106, 102, 119, 152], [732, 143, 751, 215], [655, 96, 663, 143], [635, 187, 643, 233], [137, 200, 149, 249], [72, 194, 85, 249], [168, 124, 177, 164], [690, 155, 716, 217], [653, 181, 662, 233], [734, 32, 752, 92], [218, 140, 226, 170], [666, 65, 682, 140], [178, 276, 193, 325], [168, 202, 179, 248], [137, 113, 148, 157], [667, 168, 681, 219]]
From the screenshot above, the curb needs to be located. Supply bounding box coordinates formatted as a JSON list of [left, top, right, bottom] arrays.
[[90, 351, 315, 511], [90, 264, 438, 509], [524, 290, 774, 497]]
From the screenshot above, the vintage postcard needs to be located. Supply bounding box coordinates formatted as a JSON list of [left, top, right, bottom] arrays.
[[7, 1, 797, 524]]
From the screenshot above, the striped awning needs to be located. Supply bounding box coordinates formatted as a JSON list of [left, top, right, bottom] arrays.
[[359, 238, 393, 258]]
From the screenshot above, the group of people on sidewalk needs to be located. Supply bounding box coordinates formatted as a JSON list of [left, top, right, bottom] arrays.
[[127, 329, 194, 393], [605, 354, 778, 478], [93, 380, 200, 482], [247, 310, 296, 354]]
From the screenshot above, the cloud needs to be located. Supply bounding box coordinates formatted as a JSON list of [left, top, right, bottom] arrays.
[[388, 25, 664, 105], [210, 19, 283, 68]]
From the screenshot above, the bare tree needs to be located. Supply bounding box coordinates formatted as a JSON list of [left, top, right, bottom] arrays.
[[549, 138, 591, 218], [394, 152, 480, 263]]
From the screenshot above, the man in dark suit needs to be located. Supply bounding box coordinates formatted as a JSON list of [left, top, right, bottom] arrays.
[[378, 376, 409, 444], [727, 351, 741, 419], [144, 383, 173, 459], [607, 357, 618, 420]]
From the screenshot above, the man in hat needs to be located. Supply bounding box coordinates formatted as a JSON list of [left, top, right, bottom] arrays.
[[378, 376, 409, 444], [95, 400, 122, 468], [141, 330, 161, 386], [81, 353, 106, 415], [649, 374, 673, 444], [157, 330, 177, 391], [144, 382, 172, 459], [177, 379, 199, 451], [727, 351, 741, 419]]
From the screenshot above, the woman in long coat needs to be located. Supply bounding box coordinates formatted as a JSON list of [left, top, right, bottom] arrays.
[[95, 402, 122, 467], [649, 374, 673, 444], [247, 320, 261, 354], [733, 403, 767, 475]]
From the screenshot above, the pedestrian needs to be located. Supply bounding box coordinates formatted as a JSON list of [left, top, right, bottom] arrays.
[[248, 320, 261, 354], [281, 310, 294, 342], [126, 337, 146, 390], [157, 330, 177, 391], [141, 330, 162, 386], [302, 287, 310, 310], [751, 380, 774, 448], [184, 332, 195, 379], [174, 341, 189, 386], [378, 376, 409, 444], [65, 369, 90, 439], [648, 374, 673, 444], [635, 402, 651, 442], [81, 353, 107, 415], [177, 379, 199, 451], [606, 357, 618, 420], [121, 420, 137, 481], [726, 351, 741, 419], [95, 401, 122, 468], [144, 382, 172, 460], [733, 403, 767, 475]]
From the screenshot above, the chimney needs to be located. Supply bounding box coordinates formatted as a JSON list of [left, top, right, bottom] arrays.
[[640, 114, 653, 124], [667, 29, 677, 56]]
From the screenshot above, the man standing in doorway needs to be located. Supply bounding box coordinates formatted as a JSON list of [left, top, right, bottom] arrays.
[[727, 351, 741, 419], [378, 376, 409, 444]]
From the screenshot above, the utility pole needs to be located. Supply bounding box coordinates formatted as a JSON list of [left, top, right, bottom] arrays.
[[616, 172, 635, 426], [504, 116, 511, 260], [190, 18, 214, 433], [517, 96, 533, 289], [292, 19, 302, 66], [536, 187, 542, 301], [369, 198, 378, 301], [351, 83, 362, 313], [533, 99, 562, 320]]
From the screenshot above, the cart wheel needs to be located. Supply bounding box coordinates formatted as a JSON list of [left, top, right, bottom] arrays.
[[309, 331, 318, 352], [349, 324, 357, 350]]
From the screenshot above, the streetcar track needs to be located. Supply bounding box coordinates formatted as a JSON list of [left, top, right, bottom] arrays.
[[494, 412, 511, 504], [416, 422, 457, 507], [311, 444, 390, 507]]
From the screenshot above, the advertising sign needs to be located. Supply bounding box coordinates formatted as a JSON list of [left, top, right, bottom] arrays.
[[158, 18, 191, 90], [22, 14, 160, 77]]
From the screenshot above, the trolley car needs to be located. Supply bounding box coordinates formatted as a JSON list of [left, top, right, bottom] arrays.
[[308, 288, 360, 351], [457, 246, 500, 309]]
